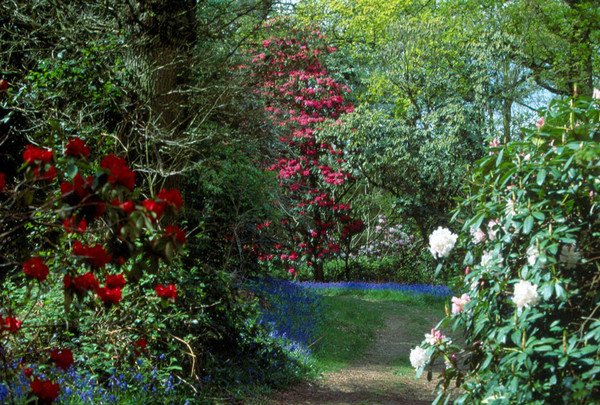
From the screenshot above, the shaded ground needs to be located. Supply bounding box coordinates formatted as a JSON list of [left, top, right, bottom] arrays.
[[268, 308, 441, 405]]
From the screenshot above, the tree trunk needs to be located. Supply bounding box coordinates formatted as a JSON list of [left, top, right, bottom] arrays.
[[502, 97, 512, 142], [123, 0, 197, 189], [312, 261, 324, 281]]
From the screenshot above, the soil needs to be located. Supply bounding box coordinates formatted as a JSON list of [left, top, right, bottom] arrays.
[[267, 314, 439, 405]]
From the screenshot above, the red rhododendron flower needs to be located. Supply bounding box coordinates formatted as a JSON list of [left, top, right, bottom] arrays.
[[113, 255, 126, 266], [135, 338, 148, 350], [65, 137, 90, 158], [22, 145, 53, 165], [50, 348, 74, 370], [22, 257, 49, 282], [72, 241, 112, 268], [133, 338, 148, 357], [64, 272, 99, 293], [96, 287, 122, 304], [62, 216, 88, 233], [157, 188, 183, 209], [164, 225, 186, 244], [23, 367, 33, 378], [30, 378, 60, 404], [105, 274, 126, 289], [33, 165, 56, 181], [155, 284, 177, 300], [111, 199, 135, 214], [142, 199, 166, 219], [100, 154, 135, 190], [0, 315, 22, 333], [0, 172, 5, 192], [0, 79, 8, 92]]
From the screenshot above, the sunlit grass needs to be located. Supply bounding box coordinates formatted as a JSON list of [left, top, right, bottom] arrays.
[[310, 287, 446, 373]]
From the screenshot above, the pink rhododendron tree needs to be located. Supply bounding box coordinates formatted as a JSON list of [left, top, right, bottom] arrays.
[[249, 19, 362, 280]]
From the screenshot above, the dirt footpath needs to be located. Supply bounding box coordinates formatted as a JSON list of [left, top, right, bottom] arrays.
[[268, 314, 438, 405]]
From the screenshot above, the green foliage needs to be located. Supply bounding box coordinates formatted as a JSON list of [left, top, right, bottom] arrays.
[[182, 144, 278, 273], [423, 97, 599, 403], [323, 251, 438, 284], [322, 105, 484, 240]]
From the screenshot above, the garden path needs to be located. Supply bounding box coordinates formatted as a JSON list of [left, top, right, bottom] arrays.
[[268, 312, 438, 405]]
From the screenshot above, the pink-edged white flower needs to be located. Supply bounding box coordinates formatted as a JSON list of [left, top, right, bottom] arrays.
[[409, 346, 430, 370], [527, 245, 540, 266], [424, 328, 449, 345], [487, 220, 499, 240], [470, 227, 486, 245], [429, 227, 458, 259], [451, 293, 471, 315], [593, 88, 600, 100], [512, 280, 540, 312], [536, 117, 545, 129], [559, 244, 581, 269]]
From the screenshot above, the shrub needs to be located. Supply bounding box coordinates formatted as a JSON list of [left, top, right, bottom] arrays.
[[413, 97, 599, 403], [0, 134, 189, 402]]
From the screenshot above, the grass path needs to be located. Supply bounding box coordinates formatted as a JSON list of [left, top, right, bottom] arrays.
[[268, 293, 445, 404]]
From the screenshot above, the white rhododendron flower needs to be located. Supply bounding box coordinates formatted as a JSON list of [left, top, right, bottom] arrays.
[[559, 245, 581, 269], [487, 220, 499, 240], [481, 251, 494, 267], [429, 227, 458, 259], [512, 280, 540, 312], [527, 245, 539, 266], [451, 293, 471, 314], [409, 346, 430, 370], [505, 199, 516, 216], [481, 251, 502, 268], [470, 227, 486, 244]]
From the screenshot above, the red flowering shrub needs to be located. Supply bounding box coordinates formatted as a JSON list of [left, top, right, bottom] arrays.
[[72, 241, 112, 268], [143, 198, 166, 220], [22, 145, 53, 165], [64, 272, 99, 294], [22, 257, 49, 282], [65, 137, 90, 158], [0, 315, 22, 333], [63, 216, 88, 233], [155, 284, 177, 300], [111, 199, 135, 214], [105, 273, 126, 289], [0, 79, 8, 93], [96, 286, 123, 304], [165, 225, 186, 245], [33, 165, 57, 181], [100, 154, 136, 190], [50, 348, 74, 370], [134, 338, 148, 357], [30, 378, 60, 404], [157, 188, 183, 210], [0, 136, 187, 400], [0, 172, 5, 192]]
